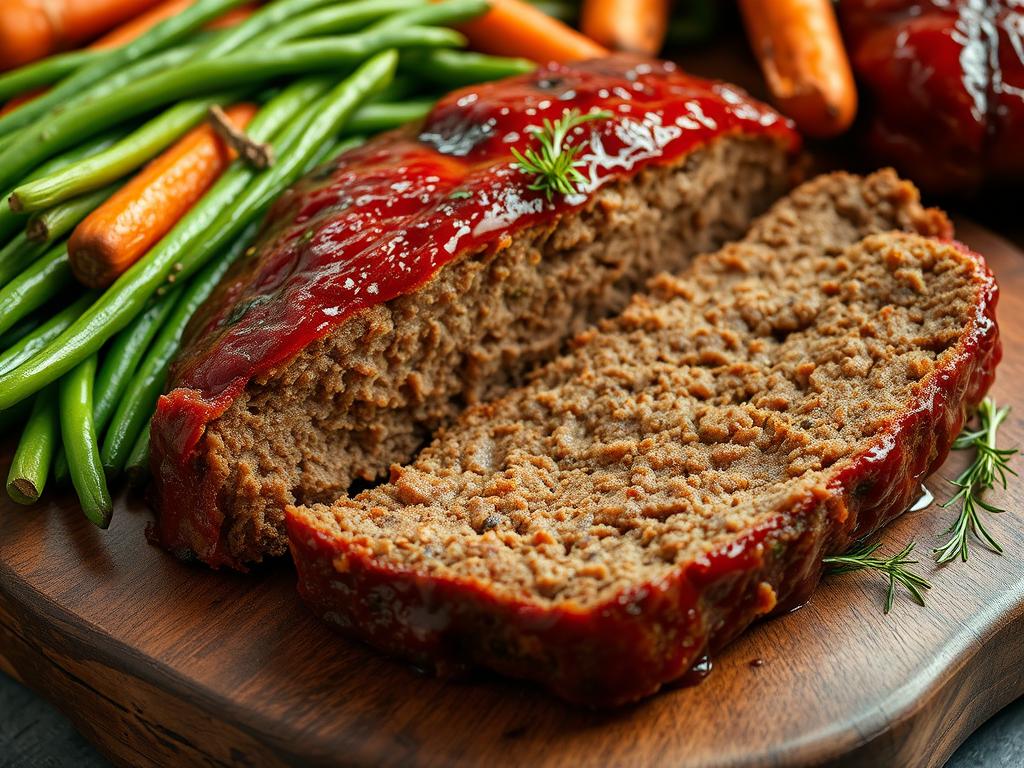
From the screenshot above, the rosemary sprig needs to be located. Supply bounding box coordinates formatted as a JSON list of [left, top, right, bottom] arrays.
[[824, 541, 931, 614], [934, 397, 1017, 564], [511, 108, 612, 201]]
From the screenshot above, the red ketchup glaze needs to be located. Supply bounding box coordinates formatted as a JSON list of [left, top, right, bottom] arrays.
[[287, 241, 1000, 706], [150, 55, 800, 566], [839, 0, 1024, 192]]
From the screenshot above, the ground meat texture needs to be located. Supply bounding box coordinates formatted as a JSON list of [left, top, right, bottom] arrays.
[[159, 137, 793, 567], [286, 170, 1000, 705], [152, 57, 801, 569]]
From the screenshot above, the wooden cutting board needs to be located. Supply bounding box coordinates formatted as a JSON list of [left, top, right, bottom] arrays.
[[0, 219, 1022, 768]]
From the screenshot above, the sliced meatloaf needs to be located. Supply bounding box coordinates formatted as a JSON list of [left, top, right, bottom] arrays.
[[150, 55, 800, 569], [286, 170, 1001, 706]]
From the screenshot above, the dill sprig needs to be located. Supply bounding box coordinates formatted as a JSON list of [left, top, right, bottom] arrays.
[[511, 108, 612, 201], [824, 541, 931, 614], [934, 397, 1017, 564]]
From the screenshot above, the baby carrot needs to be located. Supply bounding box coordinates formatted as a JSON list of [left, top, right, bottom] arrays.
[[68, 102, 258, 288], [738, 0, 857, 138], [580, 0, 669, 55], [457, 0, 607, 63], [0, 0, 163, 71]]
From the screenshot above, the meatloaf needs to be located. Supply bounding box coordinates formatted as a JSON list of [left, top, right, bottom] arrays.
[[150, 55, 800, 569], [286, 170, 1001, 706]]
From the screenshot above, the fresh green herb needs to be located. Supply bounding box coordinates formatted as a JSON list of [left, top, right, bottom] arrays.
[[934, 397, 1017, 564], [511, 108, 612, 201], [824, 540, 931, 614], [449, 189, 473, 200]]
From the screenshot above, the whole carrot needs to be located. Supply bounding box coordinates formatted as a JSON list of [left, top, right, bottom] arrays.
[[458, 0, 607, 63], [580, 0, 670, 55], [68, 102, 258, 288], [0, 0, 163, 71], [739, 0, 857, 138]]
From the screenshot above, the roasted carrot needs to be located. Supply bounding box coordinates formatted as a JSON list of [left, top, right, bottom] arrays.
[[68, 103, 258, 288], [0, 0, 163, 71], [580, 0, 670, 55], [457, 0, 607, 63], [738, 0, 857, 138]]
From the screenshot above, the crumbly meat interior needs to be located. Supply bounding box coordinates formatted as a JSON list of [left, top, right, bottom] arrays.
[[296, 172, 976, 607], [201, 137, 791, 561]]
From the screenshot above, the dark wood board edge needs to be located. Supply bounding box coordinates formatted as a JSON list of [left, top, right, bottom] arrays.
[[0, 567, 286, 768], [3, 540, 1023, 768]]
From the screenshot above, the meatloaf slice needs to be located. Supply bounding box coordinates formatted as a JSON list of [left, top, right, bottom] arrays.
[[286, 170, 1000, 705], [151, 56, 800, 569]]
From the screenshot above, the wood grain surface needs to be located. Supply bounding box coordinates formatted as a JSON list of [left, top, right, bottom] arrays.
[[0, 220, 1020, 768]]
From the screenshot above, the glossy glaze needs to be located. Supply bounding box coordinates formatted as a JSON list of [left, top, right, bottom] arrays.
[[150, 55, 799, 566], [287, 241, 1000, 706], [840, 0, 1024, 191]]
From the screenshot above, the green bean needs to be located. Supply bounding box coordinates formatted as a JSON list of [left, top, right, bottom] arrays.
[[13, 96, 238, 213], [6, 391, 58, 505], [59, 355, 112, 528], [94, 293, 180, 436], [0, 244, 72, 338], [26, 185, 116, 242], [198, 0, 344, 56], [344, 100, 436, 134], [0, 0, 250, 138], [0, 29, 461, 192], [251, 0, 424, 47], [0, 49, 99, 103], [402, 48, 536, 87], [0, 76, 337, 408], [70, 42, 208, 111], [371, 0, 490, 31], [102, 227, 256, 473], [0, 235, 48, 289], [53, 283, 180, 485], [125, 423, 152, 484], [0, 132, 124, 248], [0, 315, 40, 351], [0, 294, 94, 377], [244, 77, 335, 144]]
